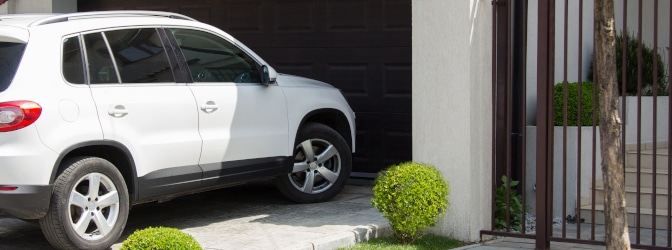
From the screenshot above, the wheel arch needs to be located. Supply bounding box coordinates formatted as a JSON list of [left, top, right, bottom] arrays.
[[50, 141, 138, 202], [297, 108, 354, 151]]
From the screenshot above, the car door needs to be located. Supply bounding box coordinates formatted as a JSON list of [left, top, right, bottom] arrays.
[[167, 28, 290, 186], [85, 28, 203, 199]]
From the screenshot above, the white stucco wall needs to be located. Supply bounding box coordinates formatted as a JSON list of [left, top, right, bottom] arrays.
[[526, 1, 596, 126], [621, 96, 670, 144], [412, 0, 492, 243], [553, 0, 595, 86], [525, 1, 539, 126], [615, 0, 670, 55]]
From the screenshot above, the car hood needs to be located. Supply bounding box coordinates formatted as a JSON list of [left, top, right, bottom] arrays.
[[275, 73, 335, 88]]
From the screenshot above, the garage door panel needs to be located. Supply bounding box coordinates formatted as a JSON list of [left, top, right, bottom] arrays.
[[273, 1, 316, 32], [253, 47, 409, 66], [354, 113, 411, 173], [233, 32, 410, 48], [178, 5, 214, 23], [382, 0, 412, 30], [326, 63, 370, 97], [226, 1, 265, 33], [325, 0, 370, 31]]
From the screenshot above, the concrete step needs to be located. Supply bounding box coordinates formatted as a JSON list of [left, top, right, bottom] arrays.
[[625, 142, 669, 152], [579, 204, 669, 229], [592, 185, 670, 210], [625, 167, 670, 189], [626, 148, 670, 170], [579, 142, 670, 229]]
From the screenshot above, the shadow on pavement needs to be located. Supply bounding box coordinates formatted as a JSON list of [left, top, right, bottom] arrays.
[[0, 178, 382, 250]]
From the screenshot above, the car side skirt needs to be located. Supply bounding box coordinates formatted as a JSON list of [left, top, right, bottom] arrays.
[[137, 156, 293, 202]]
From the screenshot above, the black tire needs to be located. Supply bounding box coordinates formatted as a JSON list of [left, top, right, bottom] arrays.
[[39, 157, 129, 250], [275, 122, 352, 203]]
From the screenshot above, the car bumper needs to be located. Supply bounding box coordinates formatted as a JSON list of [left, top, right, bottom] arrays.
[[0, 185, 51, 219]]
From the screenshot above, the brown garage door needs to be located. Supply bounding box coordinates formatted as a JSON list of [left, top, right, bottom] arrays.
[[79, 0, 411, 174]]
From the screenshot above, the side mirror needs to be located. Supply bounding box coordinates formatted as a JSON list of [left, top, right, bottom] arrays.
[[261, 65, 270, 84], [260, 65, 277, 85]]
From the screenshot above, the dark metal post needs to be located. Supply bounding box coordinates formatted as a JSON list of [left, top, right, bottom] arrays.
[[536, 0, 554, 248]]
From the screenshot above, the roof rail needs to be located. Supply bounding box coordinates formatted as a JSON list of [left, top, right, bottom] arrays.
[[29, 10, 197, 27]]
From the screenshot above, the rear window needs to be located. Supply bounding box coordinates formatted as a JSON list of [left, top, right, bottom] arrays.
[[0, 42, 26, 92]]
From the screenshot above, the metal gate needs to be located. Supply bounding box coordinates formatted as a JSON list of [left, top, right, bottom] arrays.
[[483, 0, 672, 249]]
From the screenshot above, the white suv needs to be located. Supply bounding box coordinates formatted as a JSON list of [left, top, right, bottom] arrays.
[[0, 11, 355, 250]]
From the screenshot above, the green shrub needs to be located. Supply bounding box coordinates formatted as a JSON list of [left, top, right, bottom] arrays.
[[588, 31, 668, 96], [494, 176, 528, 232], [371, 162, 449, 244], [553, 81, 599, 126], [120, 227, 202, 250]]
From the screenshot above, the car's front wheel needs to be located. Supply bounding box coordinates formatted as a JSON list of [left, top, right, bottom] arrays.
[[39, 157, 129, 250], [276, 122, 352, 203]]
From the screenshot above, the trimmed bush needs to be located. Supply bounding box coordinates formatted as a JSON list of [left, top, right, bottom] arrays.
[[120, 227, 202, 250], [588, 31, 668, 96], [553, 81, 599, 126], [371, 162, 449, 244]]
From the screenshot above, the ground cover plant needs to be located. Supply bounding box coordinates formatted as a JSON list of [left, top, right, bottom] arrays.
[[339, 234, 464, 250]]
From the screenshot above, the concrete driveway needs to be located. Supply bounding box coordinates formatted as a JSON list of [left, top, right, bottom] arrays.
[[0, 179, 389, 250]]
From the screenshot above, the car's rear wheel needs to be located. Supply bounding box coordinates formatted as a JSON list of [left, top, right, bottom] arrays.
[[39, 157, 129, 250], [276, 122, 352, 203]]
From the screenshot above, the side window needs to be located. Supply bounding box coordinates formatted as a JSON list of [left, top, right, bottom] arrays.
[[83, 32, 119, 84], [62, 36, 85, 84], [169, 28, 261, 83], [0, 42, 26, 92], [104, 28, 174, 83]]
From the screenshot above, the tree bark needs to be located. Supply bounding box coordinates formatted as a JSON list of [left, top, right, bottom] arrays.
[[594, 0, 631, 249]]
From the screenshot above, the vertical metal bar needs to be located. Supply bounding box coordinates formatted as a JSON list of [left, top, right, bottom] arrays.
[[561, 0, 569, 239], [636, 0, 643, 243], [548, 0, 556, 241], [505, 0, 513, 232], [651, 0, 659, 245], [490, 0, 498, 232], [521, 0, 529, 234], [621, 0, 629, 209], [536, 0, 553, 247], [613, 0, 628, 243], [576, 0, 583, 238], [590, 35, 598, 241]]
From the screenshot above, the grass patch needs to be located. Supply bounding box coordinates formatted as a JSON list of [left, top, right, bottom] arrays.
[[339, 234, 464, 250]]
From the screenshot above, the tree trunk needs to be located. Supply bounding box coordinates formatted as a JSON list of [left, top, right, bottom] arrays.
[[594, 0, 631, 249]]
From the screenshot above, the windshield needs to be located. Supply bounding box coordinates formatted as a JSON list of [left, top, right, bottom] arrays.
[[0, 42, 26, 92]]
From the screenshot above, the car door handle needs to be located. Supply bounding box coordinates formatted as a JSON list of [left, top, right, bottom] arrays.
[[200, 101, 218, 113], [108, 105, 129, 117]]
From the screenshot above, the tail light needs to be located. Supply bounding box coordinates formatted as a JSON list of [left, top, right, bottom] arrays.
[[0, 101, 42, 132], [0, 186, 18, 191]]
